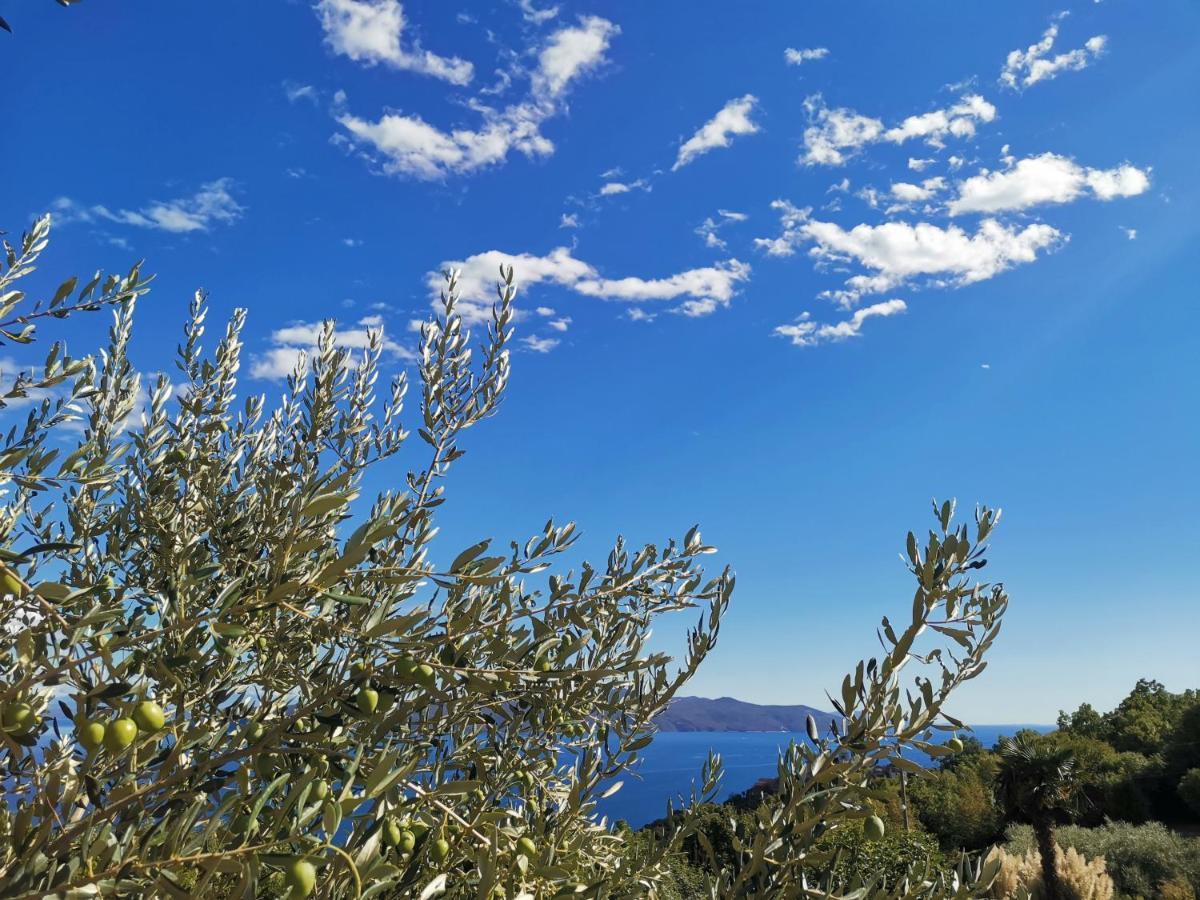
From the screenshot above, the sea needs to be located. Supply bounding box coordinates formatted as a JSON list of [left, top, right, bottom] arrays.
[[593, 725, 1052, 828]]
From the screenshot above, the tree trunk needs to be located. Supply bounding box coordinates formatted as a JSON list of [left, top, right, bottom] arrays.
[[1034, 818, 1063, 900]]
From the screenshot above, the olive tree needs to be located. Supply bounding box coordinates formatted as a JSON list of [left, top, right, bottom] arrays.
[[1, 215, 732, 898], [660, 501, 1010, 899], [1, 216, 1008, 899]]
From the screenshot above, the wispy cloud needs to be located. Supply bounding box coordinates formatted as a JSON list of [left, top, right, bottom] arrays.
[[598, 178, 650, 196], [250, 314, 415, 380], [672, 94, 760, 171], [51, 179, 244, 234], [521, 335, 560, 352], [284, 81, 320, 104], [800, 93, 995, 166], [695, 209, 748, 250], [753, 200, 812, 257], [774, 298, 907, 347], [430, 247, 751, 322], [334, 16, 618, 179], [784, 46, 829, 66], [1000, 20, 1107, 90], [316, 0, 474, 85]]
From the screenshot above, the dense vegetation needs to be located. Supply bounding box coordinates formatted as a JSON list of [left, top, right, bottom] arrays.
[[640, 680, 1200, 898]]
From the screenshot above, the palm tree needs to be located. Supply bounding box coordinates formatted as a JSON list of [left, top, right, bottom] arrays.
[[995, 734, 1080, 900]]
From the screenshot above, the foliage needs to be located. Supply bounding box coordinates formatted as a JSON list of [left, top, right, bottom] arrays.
[[986, 845, 1114, 900], [1004, 822, 1200, 899], [909, 749, 1004, 850], [996, 734, 1081, 827], [1059, 680, 1199, 759], [0, 215, 738, 898], [1180, 770, 1200, 818], [0, 216, 1013, 898], [996, 734, 1082, 900], [817, 827, 953, 893]]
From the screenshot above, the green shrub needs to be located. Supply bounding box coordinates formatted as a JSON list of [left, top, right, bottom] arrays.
[[1004, 822, 1200, 898], [814, 828, 953, 891], [1180, 769, 1200, 818], [909, 758, 1004, 850]]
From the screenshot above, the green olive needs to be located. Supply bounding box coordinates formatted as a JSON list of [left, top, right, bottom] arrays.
[[516, 836, 537, 858], [132, 700, 166, 733], [105, 717, 138, 752], [78, 720, 106, 751], [254, 754, 278, 780], [414, 664, 437, 690], [2, 702, 38, 736], [864, 814, 886, 841], [946, 736, 965, 753], [356, 688, 379, 715], [245, 722, 265, 743], [431, 837, 450, 864], [382, 818, 402, 848], [397, 829, 416, 854], [284, 857, 316, 898], [311, 779, 329, 801]]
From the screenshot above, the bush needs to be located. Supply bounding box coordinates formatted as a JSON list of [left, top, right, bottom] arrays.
[[1180, 770, 1200, 818], [1004, 822, 1200, 898], [909, 757, 1004, 850], [815, 828, 953, 891], [986, 845, 1114, 900]]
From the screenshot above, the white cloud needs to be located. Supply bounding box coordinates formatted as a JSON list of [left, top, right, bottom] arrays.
[[800, 95, 884, 166], [1001, 22, 1107, 89], [546, 316, 571, 331], [784, 47, 829, 66], [521, 335, 560, 352], [51, 179, 244, 234], [801, 94, 995, 165], [1121, 226, 1137, 241], [316, 0, 474, 85], [881, 94, 996, 146], [598, 178, 649, 196], [559, 212, 579, 228], [516, 0, 558, 25], [430, 247, 750, 322], [695, 209, 748, 250], [336, 16, 617, 179], [802, 217, 1063, 306], [908, 157, 935, 172], [626, 308, 655, 322], [532, 14, 618, 97], [890, 176, 946, 203], [947, 152, 1150, 215], [251, 315, 415, 380], [535, 306, 555, 316], [774, 298, 907, 347], [753, 199, 811, 257], [672, 94, 760, 170], [284, 82, 319, 104], [342, 237, 364, 247]]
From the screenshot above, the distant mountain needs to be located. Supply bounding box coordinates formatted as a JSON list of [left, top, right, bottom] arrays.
[[654, 696, 838, 733]]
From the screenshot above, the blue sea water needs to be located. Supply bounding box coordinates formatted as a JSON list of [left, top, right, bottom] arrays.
[[594, 725, 1051, 828]]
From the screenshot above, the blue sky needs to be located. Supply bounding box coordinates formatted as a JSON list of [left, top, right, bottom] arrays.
[[4, 0, 1198, 722]]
